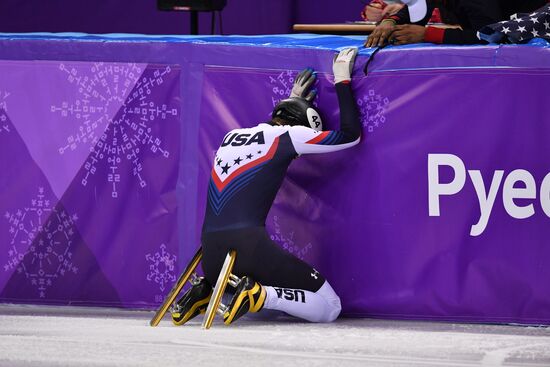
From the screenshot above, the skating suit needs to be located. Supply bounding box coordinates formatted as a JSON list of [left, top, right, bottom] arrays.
[[201, 82, 360, 292]]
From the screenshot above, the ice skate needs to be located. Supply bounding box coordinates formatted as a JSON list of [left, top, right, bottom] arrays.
[[171, 276, 212, 326], [223, 276, 266, 325]]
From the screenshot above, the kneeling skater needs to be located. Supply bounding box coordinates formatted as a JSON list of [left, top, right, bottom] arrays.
[[172, 47, 361, 325]]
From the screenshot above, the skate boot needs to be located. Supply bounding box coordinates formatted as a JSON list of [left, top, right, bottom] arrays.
[[223, 276, 266, 325], [171, 276, 212, 326]]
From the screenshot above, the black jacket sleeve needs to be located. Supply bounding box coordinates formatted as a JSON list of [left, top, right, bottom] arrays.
[[388, 1, 436, 25], [389, 0, 501, 45], [335, 82, 361, 143], [441, 0, 501, 44]]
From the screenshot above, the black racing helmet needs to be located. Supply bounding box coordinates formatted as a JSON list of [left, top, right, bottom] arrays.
[[272, 97, 323, 132]]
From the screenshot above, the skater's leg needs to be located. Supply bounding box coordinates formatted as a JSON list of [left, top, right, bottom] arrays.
[[201, 231, 232, 286], [263, 281, 341, 323], [225, 228, 342, 323]]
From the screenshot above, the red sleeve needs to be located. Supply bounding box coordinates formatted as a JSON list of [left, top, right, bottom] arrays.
[[424, 26, 445, 43], [380, 14, 400, 23], [389, 15, 401, 22]]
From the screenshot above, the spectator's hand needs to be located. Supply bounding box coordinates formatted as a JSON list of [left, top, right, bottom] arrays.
[[390, 24, 426, 45], [380, 3, 404, 17], [333, 48, 358, 84], [361, 2, 384, 22], [365, 20, 396, 47], [290, 68, 316, 99]]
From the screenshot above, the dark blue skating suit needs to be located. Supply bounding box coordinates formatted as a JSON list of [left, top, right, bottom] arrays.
[[201, 82, 360, 291]]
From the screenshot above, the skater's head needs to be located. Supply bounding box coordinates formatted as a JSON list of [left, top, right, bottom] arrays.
[[271, 97, 323, 132]]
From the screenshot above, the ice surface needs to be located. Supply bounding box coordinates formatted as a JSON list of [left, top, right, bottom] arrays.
[[1, 304, 549, 367]]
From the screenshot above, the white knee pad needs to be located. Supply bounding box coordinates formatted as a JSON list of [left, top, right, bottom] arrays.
[[315, 281, 342, 322]]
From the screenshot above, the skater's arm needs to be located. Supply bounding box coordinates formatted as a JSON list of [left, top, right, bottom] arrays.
[[289, 48, 361, 155]]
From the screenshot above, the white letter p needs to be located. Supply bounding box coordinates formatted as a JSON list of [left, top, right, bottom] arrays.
[[428, 154, 466, 216]]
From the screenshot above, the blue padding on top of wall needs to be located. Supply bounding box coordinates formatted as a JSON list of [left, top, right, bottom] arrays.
[[0, 32, 547, 54], [0, 32, 364, 49]]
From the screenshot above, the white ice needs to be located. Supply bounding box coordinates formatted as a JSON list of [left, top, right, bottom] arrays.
[[1, 304, 549, 367]]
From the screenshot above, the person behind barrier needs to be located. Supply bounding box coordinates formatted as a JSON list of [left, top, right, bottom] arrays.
[[171, 48, 361, 325], [365, 0, 549, 47], [361, 0, 405, 23]]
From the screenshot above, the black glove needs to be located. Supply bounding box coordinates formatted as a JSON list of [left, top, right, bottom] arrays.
[[290, 68, 317, 101]]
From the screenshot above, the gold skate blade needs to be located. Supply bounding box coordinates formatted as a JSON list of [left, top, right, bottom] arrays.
[[202, 250, 236, 330], [149, 247, 202, 327]]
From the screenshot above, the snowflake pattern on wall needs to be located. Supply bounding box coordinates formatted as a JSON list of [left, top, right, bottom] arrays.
[[3, 187, 79, 298], [270, 215, 312, 260], [146, 243, 177, 302], [358, 89, 390, 132], [0, 90, 11, 134], [51, 63, 178, 198], [269, 70, 295, 109]]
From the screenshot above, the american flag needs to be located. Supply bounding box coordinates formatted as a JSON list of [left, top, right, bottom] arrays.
[[478, 4, 550, 43]]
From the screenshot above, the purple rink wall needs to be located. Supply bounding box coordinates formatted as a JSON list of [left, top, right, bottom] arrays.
[[0, 33, 549, 325]]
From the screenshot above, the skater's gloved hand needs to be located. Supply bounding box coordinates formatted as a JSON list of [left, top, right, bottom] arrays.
[[332, 48, 358, 84], [290, 68, 317, 99]]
